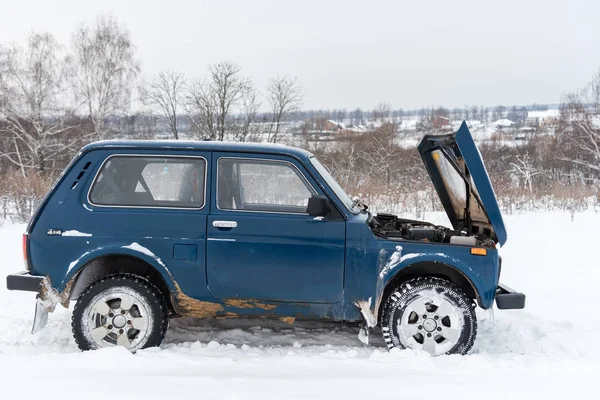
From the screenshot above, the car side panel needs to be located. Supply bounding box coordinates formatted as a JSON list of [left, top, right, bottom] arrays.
[[28, 149, 213, 303], [27, 147, 499, 324], [340, 214, 500, 322]]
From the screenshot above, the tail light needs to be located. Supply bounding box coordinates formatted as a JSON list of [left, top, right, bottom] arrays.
[[22, 233, 29, 270]]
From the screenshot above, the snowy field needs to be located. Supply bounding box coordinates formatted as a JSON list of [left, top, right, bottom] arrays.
[[1, 211, 599, 399]]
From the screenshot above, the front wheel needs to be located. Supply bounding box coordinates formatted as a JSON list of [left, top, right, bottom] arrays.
[[381, 276, 477, 355], [72, 274, 168, 352]]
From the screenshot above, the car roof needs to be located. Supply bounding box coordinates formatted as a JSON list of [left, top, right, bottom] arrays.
[[80, 140, 314, 160]]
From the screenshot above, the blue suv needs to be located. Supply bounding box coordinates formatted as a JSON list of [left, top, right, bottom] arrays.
[[6, 122, 525, 355]]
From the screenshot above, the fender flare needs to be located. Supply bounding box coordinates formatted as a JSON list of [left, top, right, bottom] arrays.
[[59, 243, 177, 293], [371, 252, 489, 321]]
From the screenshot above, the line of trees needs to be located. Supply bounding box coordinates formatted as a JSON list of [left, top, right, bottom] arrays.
[[1, 14, 599, 223], [0, 17, 140, 177], [304, 124, 598, 219], [298, 69, 600, 217], [0, 15, 304, 179], [294, 104, 547, 128]]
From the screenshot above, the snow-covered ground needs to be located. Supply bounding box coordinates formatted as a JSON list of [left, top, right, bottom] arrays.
[[1, 211, 598, 399]]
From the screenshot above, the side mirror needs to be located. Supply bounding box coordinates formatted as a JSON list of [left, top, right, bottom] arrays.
[[307, 195, 331, 217]]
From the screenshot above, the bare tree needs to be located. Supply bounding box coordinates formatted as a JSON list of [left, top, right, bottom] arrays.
[[266, 76, 303, 143], [0, 33, 80, 176], [211, 61, 250, 141], [71, 15, 140, 137], [232, 87, 261, 142], [492, 105, 506, 121], [372, 102, 391, 125], [327, 138, 361, 190], [185, 78, 217, 140], [140, 70, 186, 139], [557, 69, 600, 183], [359, 129, 400, 187], [480, 105, 488, 123], [470, 105, 479, 121], [185, 61, 250, 141], [509, 153, 544, 195]]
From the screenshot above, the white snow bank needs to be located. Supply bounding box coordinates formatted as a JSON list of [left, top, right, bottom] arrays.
[[1, 212, 600, 399]]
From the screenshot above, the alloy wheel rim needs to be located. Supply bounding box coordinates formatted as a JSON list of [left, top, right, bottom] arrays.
[[84, 288, 151, 350], [397, 291, 464, 355]]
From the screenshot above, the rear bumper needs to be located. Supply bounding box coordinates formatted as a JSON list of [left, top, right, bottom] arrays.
[[6, 272, 55, 334], [6, 271, 44, 292], [495, 283, 526, 309]]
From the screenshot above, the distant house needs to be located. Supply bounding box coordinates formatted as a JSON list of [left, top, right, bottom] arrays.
[[319, 120, 345, 132], [525, 110, 560, 127], [515, 126, 536, 140], [346, 124, 368, 133], [432, 115, 451, 130], [524, 115, 540, 127], [303, 119, 347, 137], [494, 119, 514, 129]]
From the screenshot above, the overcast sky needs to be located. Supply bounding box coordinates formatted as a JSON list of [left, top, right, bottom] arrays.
[[1, 0, 598, 110]]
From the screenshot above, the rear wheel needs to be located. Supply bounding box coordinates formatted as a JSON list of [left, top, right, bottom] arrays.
[[72, 274, 168, 352], [381, 276, 477, 355]]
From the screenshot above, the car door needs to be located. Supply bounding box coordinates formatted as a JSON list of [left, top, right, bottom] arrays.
[[206, 153, 346, 303]]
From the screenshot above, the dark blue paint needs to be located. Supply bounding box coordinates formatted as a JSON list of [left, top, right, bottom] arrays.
[[205, 152, 346, 303], [23, 126, 504, 322], [173, 244, 197, 261], [454, 122, 508, 246]]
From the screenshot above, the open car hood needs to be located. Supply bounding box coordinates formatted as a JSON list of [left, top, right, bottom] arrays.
[[418, 122, 507, 246]]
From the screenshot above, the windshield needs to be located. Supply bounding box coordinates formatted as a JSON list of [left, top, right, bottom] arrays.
[[309, 157, 355, 213]]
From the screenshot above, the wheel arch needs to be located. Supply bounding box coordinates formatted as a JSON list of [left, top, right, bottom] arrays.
[[65, 252, 175, 313], [375, 261, 481, 322]]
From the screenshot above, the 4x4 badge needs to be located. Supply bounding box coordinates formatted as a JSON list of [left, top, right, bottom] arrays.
[[46, 229, 63, 236]]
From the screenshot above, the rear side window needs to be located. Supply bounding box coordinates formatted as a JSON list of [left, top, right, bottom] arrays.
[[217, 158, 315, 213], [89, 156, 206, 209]]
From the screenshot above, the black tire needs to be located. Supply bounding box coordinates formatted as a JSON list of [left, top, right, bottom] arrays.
[[381, 276, 477, 355], [72, 273, 168, 351]]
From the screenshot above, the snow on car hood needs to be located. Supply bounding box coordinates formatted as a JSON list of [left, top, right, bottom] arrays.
[[418, 121, 507, 246]]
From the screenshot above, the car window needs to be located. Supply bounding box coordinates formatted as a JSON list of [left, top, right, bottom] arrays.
[[309, 156, 354, 212], [89, 156, 206, 208], [217, 158, 315, 213]]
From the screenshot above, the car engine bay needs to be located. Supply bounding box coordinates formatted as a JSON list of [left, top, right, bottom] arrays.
[[369, 213, 495, 247]]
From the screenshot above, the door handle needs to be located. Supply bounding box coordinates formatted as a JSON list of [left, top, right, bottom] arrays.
[[212, 220, 238, 228]]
